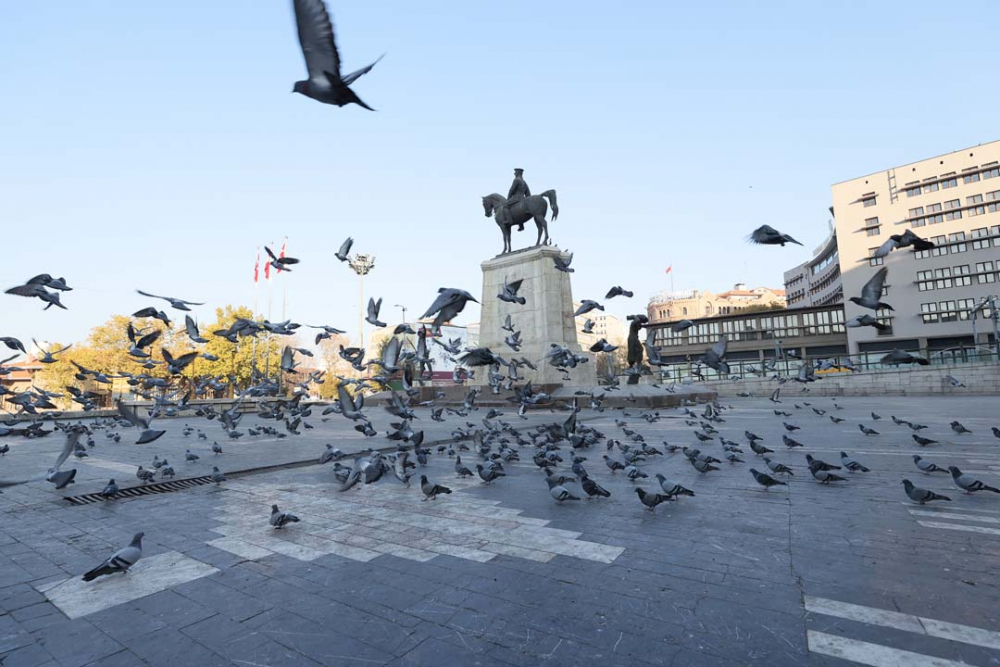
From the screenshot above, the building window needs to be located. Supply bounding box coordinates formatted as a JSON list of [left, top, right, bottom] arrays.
[[864, 217, 880, 236], [946, 210, 963, 221], [924, 181, 940, 193], [939, 300, 958, 323], [954, 265, 972, 287], [967, 194, 984, 205], [986, 190, 1000, 202], [908, 206, 924, 218], [964, 172, 981, 184], [682, 307, 688, 316], [976, 261, 995, 283], [983, 166, 1000, 180], [934, 267, 953, 290], [927, 203, 943, 213], [941, 177, 958, 189], [906, 184, 921, 197], [920, 302, 939, 323], [969, 205, 986, 217], [868, 248, 884, 267], [944, 199, 960, 210], [863, 196, 877, 207]]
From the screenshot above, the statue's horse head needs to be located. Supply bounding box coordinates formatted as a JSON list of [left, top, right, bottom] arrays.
[[481, 193, 505, 218]]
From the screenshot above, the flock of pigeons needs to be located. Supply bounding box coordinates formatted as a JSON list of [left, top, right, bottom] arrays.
[[1, 0, 994, 585]]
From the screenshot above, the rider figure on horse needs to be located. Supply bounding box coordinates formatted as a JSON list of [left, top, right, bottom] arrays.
[[506, 168, 530, 231]]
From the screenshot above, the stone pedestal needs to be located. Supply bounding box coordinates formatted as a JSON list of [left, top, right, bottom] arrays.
[[473, 245, 597, 387]]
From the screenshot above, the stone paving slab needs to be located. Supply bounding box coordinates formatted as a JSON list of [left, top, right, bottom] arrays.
[[1, 396, 999, 665]]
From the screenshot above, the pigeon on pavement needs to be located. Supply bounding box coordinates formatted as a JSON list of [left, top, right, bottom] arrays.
[[82, 533, 143, 581], [749, 468, 787, 490], [902, 479, 950, 504], [948, 466, 1000, 494], [270, 505, 301, 529], [913, 456, 946, 474]]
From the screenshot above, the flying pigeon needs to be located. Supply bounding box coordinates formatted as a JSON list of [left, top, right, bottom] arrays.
[[366, 297, 386, 327], [135, 290, 204, 311], [334, 237, 354, 262], [573, 300, 604, 317], [846, 314, 889, 331], [873, 229, 935, 258], [702, 337, 729, 374], [420, 288, 478, 333], [605, 286, 633, 299], [552, 251, 574, 273], [880, 349, 928, 366], [849, 267, 892, 311], [290, 0, 382, 109], [498, 278, 526, 305], [748, 225, 802, 246]]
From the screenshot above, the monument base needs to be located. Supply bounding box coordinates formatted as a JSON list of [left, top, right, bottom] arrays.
[[472, 245, 597, 388]]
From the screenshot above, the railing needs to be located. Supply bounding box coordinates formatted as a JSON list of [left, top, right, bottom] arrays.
[[654, 345, 999, 383]]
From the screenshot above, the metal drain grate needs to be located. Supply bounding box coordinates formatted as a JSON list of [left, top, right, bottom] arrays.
[[62, 434, 472, 506]]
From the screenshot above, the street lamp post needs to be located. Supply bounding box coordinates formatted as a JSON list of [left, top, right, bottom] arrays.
[[348, 254, 376, 351]]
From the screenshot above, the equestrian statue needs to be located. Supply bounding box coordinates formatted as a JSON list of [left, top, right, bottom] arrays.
[[482, 168, 559, 254]]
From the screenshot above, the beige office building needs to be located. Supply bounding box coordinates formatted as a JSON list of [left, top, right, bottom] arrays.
[[646, 284, 786, 325], [574, 307, 626, 350], [833, 140, 1000, 358]]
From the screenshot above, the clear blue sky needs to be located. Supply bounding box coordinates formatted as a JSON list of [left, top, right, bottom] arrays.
[[2, 0, 999, 352]]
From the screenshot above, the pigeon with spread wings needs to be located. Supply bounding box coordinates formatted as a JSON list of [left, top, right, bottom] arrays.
[[290, 0, 382, 109]]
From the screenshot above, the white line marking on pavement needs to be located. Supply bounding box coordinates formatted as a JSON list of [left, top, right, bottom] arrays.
[[807, 631, 975, 667], [917, 520, 1000, 537], [899, 503, 1000, 515], [39, 551, 218, 619], [805, 597, 1000, 651], [908, 510, 1000, 525]]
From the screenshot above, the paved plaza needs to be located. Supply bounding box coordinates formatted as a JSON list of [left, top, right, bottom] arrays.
[[2, 395, 1000, 666]]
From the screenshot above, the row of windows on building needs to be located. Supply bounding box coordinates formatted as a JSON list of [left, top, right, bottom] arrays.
[[905, 190, 1000, 227], [868, 225, 1000, 266], [904, 162, 1000, 198], [653, 309, 845, 346], [811, 251, 838, 274], [917, 261, 1000, 291], [786, 289, 806, 305], [920, 298, 980, 323], [809, 265, 841, 295]]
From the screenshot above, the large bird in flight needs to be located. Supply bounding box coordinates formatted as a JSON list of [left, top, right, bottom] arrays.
[[291, 0, 382, 109]]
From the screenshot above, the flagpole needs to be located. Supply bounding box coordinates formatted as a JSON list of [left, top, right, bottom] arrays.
[[265, 241, 273, 387], [251, 247, 259, 389]]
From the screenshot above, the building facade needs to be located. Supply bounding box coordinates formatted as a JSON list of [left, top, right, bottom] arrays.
[[832, 140, 1000, 359], [784, 223, 843, 309], [645, 304, 847, 381], [574, 308, 626, 350], [647, 284, 785, 325]]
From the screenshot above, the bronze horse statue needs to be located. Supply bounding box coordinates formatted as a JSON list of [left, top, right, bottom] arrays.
[[482, 191, 559, 254]]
